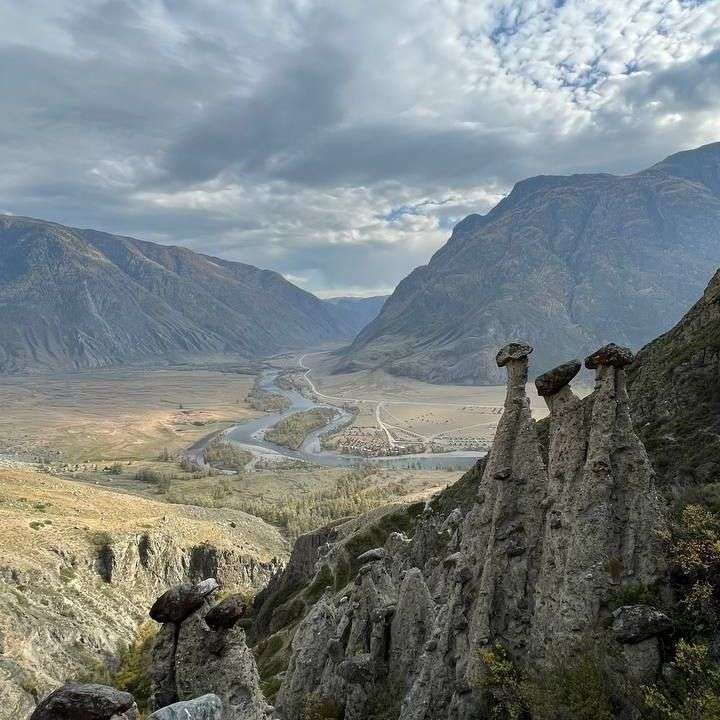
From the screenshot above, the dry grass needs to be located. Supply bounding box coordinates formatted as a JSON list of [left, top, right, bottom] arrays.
[[0, 368, 260, 462], [0, 466, 286, 570]]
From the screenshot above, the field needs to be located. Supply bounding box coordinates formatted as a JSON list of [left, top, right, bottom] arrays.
[[299, 352, 576, 450], [0, 368, 259, 462]]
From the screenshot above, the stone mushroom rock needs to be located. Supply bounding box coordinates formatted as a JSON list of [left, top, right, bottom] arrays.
[[150, 579, 219, 623], [534, 359, 582, 396], [495, 342, 533, 367], [174, 606, 268, 720], [611, 605, 673, 644], [147, 694, 222, 720], [29, 683, 137, 720], [205, 594, 247, 630], [584, 343, 634, 370]]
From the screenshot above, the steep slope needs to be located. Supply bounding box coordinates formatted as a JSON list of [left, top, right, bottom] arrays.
[[0, 216, 350, 374], [322, 295, 388, 338], [0, 465, 286, 719], [626, 267, 720, 487], [343, 142, 720, 384], [248, 340, 666, 719]]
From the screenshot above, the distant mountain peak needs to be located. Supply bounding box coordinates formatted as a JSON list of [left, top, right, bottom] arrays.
[[343, 141, 720, 385]]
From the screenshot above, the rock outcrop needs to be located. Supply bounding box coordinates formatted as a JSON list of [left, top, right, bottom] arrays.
[[264, 341, 666, 719], [28, 683, 138, 720], [147, 694, 223, 720], [150, 580, 270, 720]]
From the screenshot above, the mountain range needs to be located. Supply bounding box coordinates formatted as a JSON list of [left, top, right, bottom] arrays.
[[342, 142, 720, 384], [0, 216, 381, 374]]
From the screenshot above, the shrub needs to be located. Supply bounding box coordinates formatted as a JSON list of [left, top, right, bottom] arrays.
[[643, 640, 720, 720], [134, 468, 162, 484], [108, 462, 123, 475]]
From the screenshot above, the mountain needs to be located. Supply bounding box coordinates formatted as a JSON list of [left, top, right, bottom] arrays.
[[626, 266, 720, 487], [0, 215, 354, 373], [322, 295, 388, 337], [342, 142, 720, 384]]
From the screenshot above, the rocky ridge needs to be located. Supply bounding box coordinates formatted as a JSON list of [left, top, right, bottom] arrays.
[[626, 267, 720, 486], [247, 340, 667, 718], [0, 215, 366, 374]]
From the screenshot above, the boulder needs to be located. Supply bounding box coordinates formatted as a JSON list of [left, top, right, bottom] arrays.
[[150, 579, 219, 623], [147, 694, 222, 720], [495, 342, 533, 367], [357, 548, 386, 563], [205, 594, 247, 630], [584, 343, 634, 370], [29, 683, 137, 720], [534, 359, 582, 396], [611, 605, 673, 643]]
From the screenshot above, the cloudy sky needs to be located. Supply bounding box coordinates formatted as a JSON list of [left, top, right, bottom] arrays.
[[2, 1, 720, 296]]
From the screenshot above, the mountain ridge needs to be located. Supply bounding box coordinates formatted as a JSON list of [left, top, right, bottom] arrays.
[[0, 215, 366, 374], [343, 142, 720, 384]]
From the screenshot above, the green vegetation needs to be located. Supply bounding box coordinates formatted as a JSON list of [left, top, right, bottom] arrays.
[[476, 642, 618, 720], [265, 408, 338, 450], [203, 440, 252, 470], [80, 622, 156, 713], [638, 500, 720, 717], [108, 462, 123, 475], [133, 467, 162, 483], [643, 640, 720, 719], [231, 465, 400, 539]]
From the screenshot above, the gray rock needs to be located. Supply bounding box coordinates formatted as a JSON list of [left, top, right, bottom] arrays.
[[356, 548, 385, 563], [150, 623, 179, 710], [205, 594, 247, 630], [147, 694, 222, 720], [584, 343, 634, 369], [495, 342, 533, 367], [338, 654, 375, 684], [174, 608, 268, 720], [29, 683, 137, 720], [611, 605, 673, 643], [150, 579, 219, 623], [534, 359, 582, 396]]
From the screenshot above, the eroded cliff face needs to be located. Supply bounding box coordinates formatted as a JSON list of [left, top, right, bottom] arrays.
[[265, 342, 666, 720], [0, 468, 285, 720]]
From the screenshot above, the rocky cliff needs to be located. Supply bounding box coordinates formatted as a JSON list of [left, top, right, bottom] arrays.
[[343, 142, 720, 384], [0, 468, 286, 720], [249, 341, 667, 719]]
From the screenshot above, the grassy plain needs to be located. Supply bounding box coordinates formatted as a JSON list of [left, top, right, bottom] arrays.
[[0, 368, 259, 462]]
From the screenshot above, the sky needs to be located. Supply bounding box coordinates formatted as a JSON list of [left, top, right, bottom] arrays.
[[2, 1, 720, 297]]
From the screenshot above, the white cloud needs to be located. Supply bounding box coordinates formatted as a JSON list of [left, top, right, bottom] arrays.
[[1, 0, 719, 294]]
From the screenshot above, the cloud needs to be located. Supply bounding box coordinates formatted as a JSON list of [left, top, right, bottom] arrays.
[[1, 0, 719, 295]]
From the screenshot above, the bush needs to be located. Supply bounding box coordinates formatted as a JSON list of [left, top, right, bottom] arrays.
[[108, 462, 123, 475], [643, 640, 720, 719], [475, 642, 617, 720], [134, 468, 162, 484], [78, 622, 156, 712]]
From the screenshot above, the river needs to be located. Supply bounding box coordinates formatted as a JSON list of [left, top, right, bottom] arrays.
[[188, 369, 484, 472]]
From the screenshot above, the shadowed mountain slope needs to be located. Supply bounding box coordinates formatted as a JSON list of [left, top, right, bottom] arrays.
[[0, 216, 356, 373], [343, 142, 720, 384]]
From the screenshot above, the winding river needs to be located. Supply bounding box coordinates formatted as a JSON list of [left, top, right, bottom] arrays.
[[190, 369, 484, 471]]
